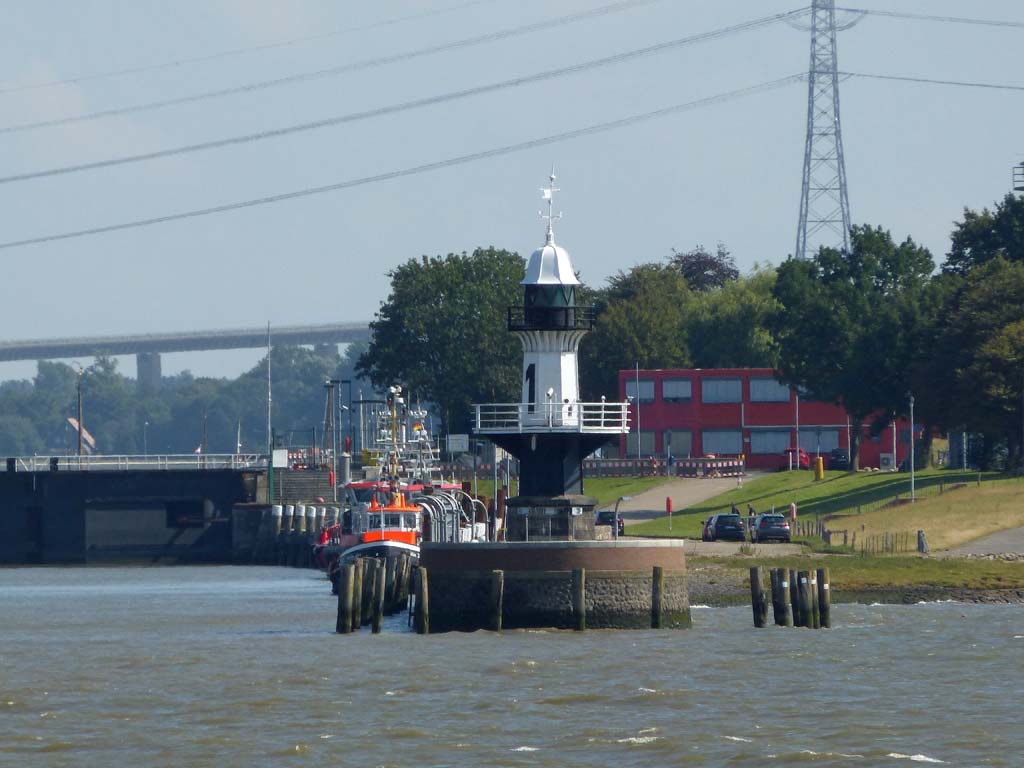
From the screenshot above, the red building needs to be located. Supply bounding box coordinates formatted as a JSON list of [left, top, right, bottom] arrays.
[[617, 368, 912, 470]]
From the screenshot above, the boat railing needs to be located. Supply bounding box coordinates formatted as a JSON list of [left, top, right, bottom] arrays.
[[473, 400, 630, 434]]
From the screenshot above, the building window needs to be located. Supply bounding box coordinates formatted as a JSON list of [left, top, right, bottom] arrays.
[[702, 429, 742, 455], [749, 430, 790, 454], [749, 377, 791, 403], [701, 377, 742, 404], [625, 430, 657, 457], [625, 379, 655, 403], [662, 430, 692, 458], [798, 429, 839, 453], [661, 378, 692, 403]]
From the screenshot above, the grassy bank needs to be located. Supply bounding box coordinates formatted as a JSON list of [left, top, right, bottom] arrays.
[[628, 468, 999, 539], [468, 476, 667, 508]]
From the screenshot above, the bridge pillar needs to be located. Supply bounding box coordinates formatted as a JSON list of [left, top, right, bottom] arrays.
[[136, 352, 162, 394]]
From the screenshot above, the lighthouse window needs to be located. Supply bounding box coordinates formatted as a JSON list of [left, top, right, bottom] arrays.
[[701, 377, 742, 403], [625, 379, 655, 403]]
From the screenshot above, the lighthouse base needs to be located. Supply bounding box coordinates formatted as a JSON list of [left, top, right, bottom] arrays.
[[503, 494, 597, 542], [489, 432, 608, 497]]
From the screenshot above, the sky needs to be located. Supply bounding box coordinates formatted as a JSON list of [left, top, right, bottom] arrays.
[[0, 0, 1022, 382]]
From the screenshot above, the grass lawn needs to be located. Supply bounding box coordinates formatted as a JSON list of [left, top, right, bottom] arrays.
[[467, 476, 667, 508], [628, 467, 998, 539], [825, 475, 1024, 551]]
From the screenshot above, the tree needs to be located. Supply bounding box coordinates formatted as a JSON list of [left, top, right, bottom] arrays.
[[770, 226, 934, 469], [944, 193, 1024, 276], [670, 243, 739, 291], [579, 263, 691, 399], [685, 268, 779, 369], [357, 247, 524, 432]]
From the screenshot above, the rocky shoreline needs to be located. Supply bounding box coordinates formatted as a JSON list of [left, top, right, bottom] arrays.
[[686, 562, 1024, 607]]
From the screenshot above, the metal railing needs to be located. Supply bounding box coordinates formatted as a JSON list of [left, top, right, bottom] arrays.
[[2, 454, 267, 472], [507, 305, 596, 332], [474, 401, 630, 433]]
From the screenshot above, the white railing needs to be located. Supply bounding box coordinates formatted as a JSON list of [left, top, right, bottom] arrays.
[[1, 454, 267, 472], [474, 401, 630, 434]]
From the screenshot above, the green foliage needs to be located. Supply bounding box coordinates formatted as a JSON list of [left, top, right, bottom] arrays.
[[945, 193, 1024, 276], [356, 247, 524, 431], [770, 226, 934, 468], [669, 242, 739, 291], [686, 267, 779, 368]]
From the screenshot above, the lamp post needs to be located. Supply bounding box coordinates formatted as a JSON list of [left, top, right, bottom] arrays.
[[71, 361, 84, 457], [909, 392, 916, 502], [143, 421, 149, 457], [613, 495, 632, 541], [340, 378, 352, 451], [326, 379, 339, 502]]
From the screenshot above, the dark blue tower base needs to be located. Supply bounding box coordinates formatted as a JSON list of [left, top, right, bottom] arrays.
[[489, 433, 609, 497]]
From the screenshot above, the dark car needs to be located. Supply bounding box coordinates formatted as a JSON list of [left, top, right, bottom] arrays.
[[750, 513, 791, 543], [829, 448, 850, 471], [595, 509, 625, 537], [708, 513, 746, 542]]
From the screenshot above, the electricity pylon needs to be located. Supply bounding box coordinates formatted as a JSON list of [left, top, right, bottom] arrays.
[[795, 0, 852, 260]]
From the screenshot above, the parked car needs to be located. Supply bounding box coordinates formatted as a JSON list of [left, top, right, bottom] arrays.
[[706, 513, 746, 542], [595, 509, 625, 537], [829, 448, 850, 471], [781, 447, 811, 470], [750, 512, 792, 543]]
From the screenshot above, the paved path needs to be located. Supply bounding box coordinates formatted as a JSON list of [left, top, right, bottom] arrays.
[[604, 476, 744, 524], [943, 525, 1024, 557]]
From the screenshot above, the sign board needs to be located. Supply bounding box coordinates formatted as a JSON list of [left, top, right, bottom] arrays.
[[447, 433, 470, 453], [271, 448, 290, 468]]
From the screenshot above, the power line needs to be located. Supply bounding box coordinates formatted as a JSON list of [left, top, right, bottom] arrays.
[[0, 75, 803, 251], [0, 0, 503, 96], [837, 7, 1024, 29], [0, 0, 669, 135], [0, 8, 810, 186], [843, 71, 1024, 92]]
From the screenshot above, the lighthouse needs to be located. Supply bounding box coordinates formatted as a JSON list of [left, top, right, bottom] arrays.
[[473, 173, 630, 539]]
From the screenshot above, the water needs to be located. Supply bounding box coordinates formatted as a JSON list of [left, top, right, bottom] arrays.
[[1, 567, 1022, 767]]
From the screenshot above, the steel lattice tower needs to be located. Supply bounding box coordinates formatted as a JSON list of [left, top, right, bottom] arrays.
[[795, 0, 851, 260]]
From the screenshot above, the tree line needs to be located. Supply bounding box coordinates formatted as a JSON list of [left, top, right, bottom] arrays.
[[358, 193, 1024, 471]]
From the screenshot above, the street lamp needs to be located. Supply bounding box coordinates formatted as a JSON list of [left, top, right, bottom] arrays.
[[143, 421, 149, 457], [71, 361, 84, 457], [613, 495, 632, 541], [909, 392, 916, 502], [340, 379, 353, 452]]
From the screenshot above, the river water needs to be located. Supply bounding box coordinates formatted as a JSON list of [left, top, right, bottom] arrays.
[[1, 567, 1021, 767]]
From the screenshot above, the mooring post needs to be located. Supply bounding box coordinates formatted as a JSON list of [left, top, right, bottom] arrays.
[[335, 563, 355, 634], [789, 568, 801, 627], [415, 566, 430, 635], [769, 568, 784, 626], [797, 570, 812, 628], [569, 568, 586, 631], [351, 558, 364, 631], [778, 568, 793, 627], [809, 570, 821, 629], [749, 567, 767, 628], [372, 558, 386, 634], [361, 559, 377, 627], [650, 566, 665, 629], [817, 567, 831, 628], [383, 556, 397, 614], [490, 569, 505, 632]]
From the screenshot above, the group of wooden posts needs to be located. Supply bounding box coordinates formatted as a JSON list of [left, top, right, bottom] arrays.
[[749, 566, 831, 629], [334, 554, 415, 634]]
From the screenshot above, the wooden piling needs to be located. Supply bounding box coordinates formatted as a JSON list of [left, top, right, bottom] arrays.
[[816, 567, 831, 628], [571, 568, 586, 631], [651, 566, 664, 629], [797, 570, 812, 628], [777, 568, 793, 627], [749, 567, 768, 628], [351, 558, 364, 631], [372, 558, 386, 634], [809, 570, 821, 629], [361, 559, 377, 627], [415, 566, 430, 635], [384, 556, 397, 614], [490, 569, 504, 632], [335, 563, 355, 634], [789, 568, 802, 627]]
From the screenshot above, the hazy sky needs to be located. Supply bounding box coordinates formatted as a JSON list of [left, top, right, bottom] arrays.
[[1, 0, 1022, 381]]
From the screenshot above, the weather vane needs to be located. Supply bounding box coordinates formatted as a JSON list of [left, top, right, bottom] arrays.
[[539, 167, 561, 242]]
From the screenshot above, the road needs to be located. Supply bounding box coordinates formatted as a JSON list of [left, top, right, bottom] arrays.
[[607, 474, 804, 556], [943, 526, 1024, 557]]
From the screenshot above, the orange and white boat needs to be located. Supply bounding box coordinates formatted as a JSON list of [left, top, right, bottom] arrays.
[[335, 491, 423, 563]]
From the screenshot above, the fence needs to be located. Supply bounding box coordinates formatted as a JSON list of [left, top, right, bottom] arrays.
[[581, 457, 745, 479]]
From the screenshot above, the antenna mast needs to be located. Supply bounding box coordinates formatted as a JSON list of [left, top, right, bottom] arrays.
[[796, 0, 851, 259]]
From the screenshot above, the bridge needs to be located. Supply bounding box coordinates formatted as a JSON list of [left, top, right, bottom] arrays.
[[0, 322, 371, 387]]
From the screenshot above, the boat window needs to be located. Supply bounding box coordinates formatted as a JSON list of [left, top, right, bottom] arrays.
[[384, 513, 401, 527], [403, 514, 417, 529]]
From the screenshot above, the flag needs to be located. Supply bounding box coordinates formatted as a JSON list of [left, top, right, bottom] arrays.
[[194, 445, 202, 454]]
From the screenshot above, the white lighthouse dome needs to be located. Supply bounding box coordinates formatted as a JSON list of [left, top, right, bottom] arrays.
[[522, 232, 580, 286]]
